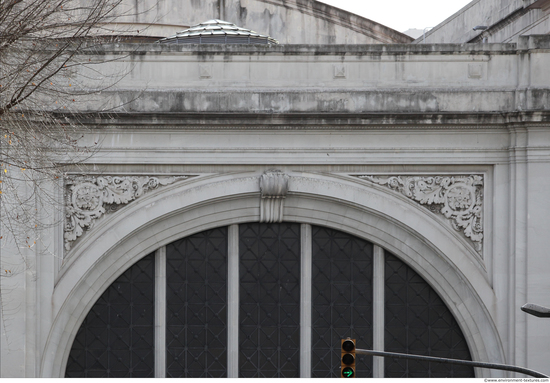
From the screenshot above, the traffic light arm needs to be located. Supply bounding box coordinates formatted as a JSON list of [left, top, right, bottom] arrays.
[[521, 303, 550, 318], [355, 349, 548, 378]]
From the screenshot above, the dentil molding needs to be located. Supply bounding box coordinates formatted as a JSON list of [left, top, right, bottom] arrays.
[[64, 175, 188, 251], [357, 175, 484, 254]]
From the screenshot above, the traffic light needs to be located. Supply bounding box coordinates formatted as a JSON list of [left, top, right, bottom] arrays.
[[341, 338, 356, 378]]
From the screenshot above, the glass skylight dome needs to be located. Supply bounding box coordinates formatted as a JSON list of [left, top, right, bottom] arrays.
[[158, 19, 279, 45]]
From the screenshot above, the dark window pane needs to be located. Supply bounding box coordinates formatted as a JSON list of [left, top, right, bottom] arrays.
[[65, 253, 155, 378], [239, 223, 301, 378], [384, 252, 474, 377], [166, 227, 228, 378], [311, 226, 374, 378]]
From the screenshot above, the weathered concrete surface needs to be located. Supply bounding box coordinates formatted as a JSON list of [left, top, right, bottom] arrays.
[[97, 0, 412, 44], [419, 0, 550, 44], [78, 37, 550, 114]]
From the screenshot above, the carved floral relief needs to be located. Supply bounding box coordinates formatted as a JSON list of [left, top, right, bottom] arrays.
[[64, 176, 187, 250], [357, 175, 484, 254]]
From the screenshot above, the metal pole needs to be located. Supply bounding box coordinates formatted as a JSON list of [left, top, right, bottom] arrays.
[[356, 349, 548, 378], [522, 303, 550, 318]]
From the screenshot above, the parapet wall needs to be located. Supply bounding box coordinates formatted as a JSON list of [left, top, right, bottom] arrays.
[[79, 36, 550, 115]]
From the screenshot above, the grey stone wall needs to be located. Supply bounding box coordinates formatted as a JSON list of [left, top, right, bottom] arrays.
[[419, 0, 550, 43], [96, 0, 412, 44]]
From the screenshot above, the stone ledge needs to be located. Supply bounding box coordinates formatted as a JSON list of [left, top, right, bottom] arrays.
[[82, 42, 523, 56], [90, 89, 550, 114], [72, 110, 550, 127]]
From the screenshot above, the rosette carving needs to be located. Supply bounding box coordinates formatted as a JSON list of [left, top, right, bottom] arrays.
[[64, 176, 187, 250], [357, 175, 484, 254]]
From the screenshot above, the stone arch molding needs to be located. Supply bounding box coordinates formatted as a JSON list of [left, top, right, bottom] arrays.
[[42, 171, 504, 377]]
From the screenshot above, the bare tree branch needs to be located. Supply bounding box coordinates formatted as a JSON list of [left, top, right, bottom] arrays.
[[0, 0, 146, 346]]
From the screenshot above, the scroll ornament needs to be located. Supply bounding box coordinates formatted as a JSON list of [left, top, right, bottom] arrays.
[[358, 175, 483, 253], [64, 176, 186, 250], [259, 170, 289, 223]]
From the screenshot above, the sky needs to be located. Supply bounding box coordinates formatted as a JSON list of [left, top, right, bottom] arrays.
[[316, 0, 474, 33]]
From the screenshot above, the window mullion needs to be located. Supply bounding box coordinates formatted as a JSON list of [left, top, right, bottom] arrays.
[[373, 245, 385, 378], [300, 223, 312, 378], [228, 224, 239, 378], [155, 246, 167, 378]]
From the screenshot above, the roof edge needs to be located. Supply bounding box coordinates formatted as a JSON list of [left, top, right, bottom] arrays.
[[258, 0, 413, 43]]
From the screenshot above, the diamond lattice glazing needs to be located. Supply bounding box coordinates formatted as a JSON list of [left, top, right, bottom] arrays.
[[65, 254, 155, 377], [384, 252, 474, 377], [238, 223, 301, 378], [311, 226, 374, 378], [166, 227, 228, 378]]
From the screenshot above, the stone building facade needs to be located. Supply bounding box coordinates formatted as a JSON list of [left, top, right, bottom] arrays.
[[1, 0, 550, 378]]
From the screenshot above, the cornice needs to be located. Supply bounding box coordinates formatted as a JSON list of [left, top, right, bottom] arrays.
[[87, 42, 520, 55], [73, 111, 550, 129]]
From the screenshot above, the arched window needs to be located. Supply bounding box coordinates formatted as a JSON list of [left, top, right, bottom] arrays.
[[66, 223, 474, 378]]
